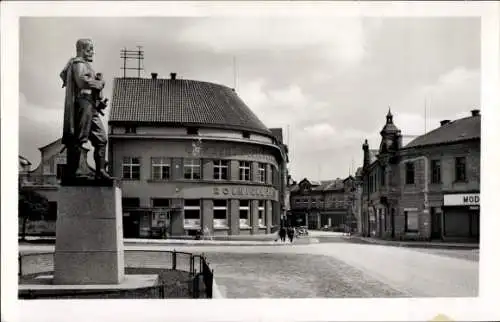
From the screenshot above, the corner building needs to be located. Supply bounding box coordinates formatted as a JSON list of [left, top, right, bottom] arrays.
[[108, 73, 288, 238], [361, 109, 480, 242]]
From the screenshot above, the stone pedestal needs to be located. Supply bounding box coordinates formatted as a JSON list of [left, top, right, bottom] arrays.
[[54, 181, 124, 285]]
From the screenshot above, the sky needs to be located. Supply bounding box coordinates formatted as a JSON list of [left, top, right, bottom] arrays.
[[19, 17, 480, 181]]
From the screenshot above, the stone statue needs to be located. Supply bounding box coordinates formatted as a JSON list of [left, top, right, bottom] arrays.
[[60, 38, 113, 184]]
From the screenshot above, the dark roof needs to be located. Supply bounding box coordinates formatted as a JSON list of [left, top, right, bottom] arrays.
[[109, 78, 272, 135], [405, 115, 480, 149], [290, 178, 347, 193], [270, 128, 283, 143]]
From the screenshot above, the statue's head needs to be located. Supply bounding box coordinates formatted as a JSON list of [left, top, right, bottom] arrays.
[[76, 38, 94, 62]]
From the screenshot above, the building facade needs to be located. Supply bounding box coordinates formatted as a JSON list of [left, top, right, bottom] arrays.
[[288, 177, 359, 231], [108, 73, 288, 238], [361, 109, 480, 242]]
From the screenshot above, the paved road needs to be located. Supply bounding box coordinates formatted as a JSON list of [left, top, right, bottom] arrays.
[[19, 240, 478, 298]]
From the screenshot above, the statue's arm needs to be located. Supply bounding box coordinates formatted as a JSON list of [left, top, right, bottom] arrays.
[[73, 62, 105, 90]]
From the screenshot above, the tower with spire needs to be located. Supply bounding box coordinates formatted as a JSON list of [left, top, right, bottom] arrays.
[[379, 107, 402, 154]]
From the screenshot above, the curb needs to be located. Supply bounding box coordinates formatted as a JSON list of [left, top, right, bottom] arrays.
[[343, 236, 479, 250]]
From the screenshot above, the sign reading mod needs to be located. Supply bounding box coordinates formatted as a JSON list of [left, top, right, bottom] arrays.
[[443, 193, 480, 206]]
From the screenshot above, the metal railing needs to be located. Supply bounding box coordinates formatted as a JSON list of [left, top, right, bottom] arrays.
[[19, 249, 214, 299]]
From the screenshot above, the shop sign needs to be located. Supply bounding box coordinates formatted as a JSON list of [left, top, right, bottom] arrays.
[[444, 193, 480, 206], [213, 186, 276, 198]]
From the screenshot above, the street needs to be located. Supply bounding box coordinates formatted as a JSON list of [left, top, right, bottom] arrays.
[[19, 237, 478, 298]]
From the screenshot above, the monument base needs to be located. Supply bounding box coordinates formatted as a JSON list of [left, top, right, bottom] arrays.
[[54, 180, 125, 285], [19, 274, 159, 299]]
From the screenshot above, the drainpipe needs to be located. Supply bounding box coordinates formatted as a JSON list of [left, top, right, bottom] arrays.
[[401, 156, 429, 236]]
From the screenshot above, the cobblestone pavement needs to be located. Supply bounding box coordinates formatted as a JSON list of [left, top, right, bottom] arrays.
[[205, 252, 406, 298], [19, 241, 478, 298]]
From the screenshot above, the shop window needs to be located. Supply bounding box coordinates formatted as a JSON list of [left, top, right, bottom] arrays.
[[455, 157, 467, 182], [184, 199, 201, 229], [151, 157, 171, 180], [239, 161, 251, 181], [257, 163, 267, 183], [239, 200, 250, 228], [258, 200, 266, 227], [405, 162, 415, 185], [431, 159, 441, 184], [404, 211, 419, 232], [187, 127, 199, 135], [213, 199, 228, 228], [122, 157, 141, 180], [183, 158, 201, 180], [213, 160, 229, 180]]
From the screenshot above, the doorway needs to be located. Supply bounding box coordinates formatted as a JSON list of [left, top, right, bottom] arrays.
[[431, 207, 442, 240], [390, 208, 395, 239]]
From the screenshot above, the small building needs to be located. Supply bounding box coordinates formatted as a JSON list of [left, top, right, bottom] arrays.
[[288, 176, 359, 231], [361, 109, 480, 242]]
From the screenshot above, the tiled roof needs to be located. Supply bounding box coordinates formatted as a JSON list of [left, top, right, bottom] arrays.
[[405, 115, 480, 149], [109, 78, 272, 135]]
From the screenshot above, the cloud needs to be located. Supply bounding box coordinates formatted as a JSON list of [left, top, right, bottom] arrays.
[[178, 18, 367, 66]]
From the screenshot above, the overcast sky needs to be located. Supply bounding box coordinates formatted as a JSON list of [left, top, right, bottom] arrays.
[[19, 17, 480, 181]]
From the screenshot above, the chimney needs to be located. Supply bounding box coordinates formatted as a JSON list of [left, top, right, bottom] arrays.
[[471, 109, 480, 117], [170, 73, 177, 80], [362, 139, 370, 170], [440, 120, 451, 126], [151, 73, 158, 80]]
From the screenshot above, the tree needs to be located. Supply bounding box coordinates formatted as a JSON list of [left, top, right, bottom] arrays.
[[18, 187, 49, 240]]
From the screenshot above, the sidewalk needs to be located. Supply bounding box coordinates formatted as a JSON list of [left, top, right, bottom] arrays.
[[344, 235, 479, 250], [19, 235, 319, 247]]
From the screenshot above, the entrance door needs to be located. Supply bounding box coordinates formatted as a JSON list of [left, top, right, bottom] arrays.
[[431, 208, 442, 240], [123, 212, 140, 238]]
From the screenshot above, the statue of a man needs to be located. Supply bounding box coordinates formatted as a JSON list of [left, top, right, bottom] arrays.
[[60, 39, 112, 183]]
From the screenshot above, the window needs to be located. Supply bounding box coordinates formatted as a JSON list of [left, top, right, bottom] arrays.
[[46, 201, 58, 221], [242, 131, 250, 139], [184, 199, 201, 228], [187, 127, 199, 135], [152, 198, 170, 208], [239, 200, 250, 228], [405, 162, 415, 185], [380, 167, 385, 186], [239, 161, 251, 181], [257, 163, 267, 183], [151, 157, 170, 180], [431, 159, 441, 184], [213, 200, 228, 228], [122, 198, 140, 208], [455, 157, 466, 182], [258, 200, 265, 227], [125, 126, 136, 134], [184, 158, 201, 180], [404, 211, 419, 232], [122, 157, 141, 180], [269, 166, 274, 184], [213, 160, 229, 180]]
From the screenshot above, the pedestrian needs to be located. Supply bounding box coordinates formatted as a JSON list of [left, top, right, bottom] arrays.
[[279, 226, 287, 243], [287, 226, 295, 243]]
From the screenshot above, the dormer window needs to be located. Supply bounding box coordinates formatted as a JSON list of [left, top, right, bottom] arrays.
[[187, 127, 199, 135]]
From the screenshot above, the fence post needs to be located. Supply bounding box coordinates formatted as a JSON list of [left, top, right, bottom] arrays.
[[172, 250, 177, 270]]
